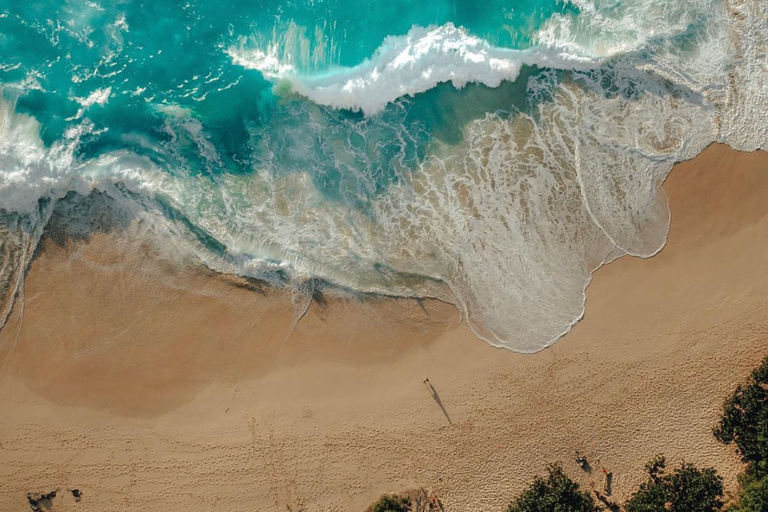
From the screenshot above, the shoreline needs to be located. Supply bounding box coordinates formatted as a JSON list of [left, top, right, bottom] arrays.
[[1, 143, 768, 511]]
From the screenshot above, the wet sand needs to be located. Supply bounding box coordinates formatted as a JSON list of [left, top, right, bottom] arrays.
[[1, 143, 768, 511]]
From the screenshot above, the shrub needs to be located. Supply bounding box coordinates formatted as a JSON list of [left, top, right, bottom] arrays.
[[506, 464, 600, 512], [624, 456, 723, 512], [367, 494, 410, 512], [714, 356, 768, 477], [731, 474, 768, 512]]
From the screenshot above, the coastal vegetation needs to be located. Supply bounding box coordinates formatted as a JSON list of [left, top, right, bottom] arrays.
[[623, 456, 722, 512], [365, 489, 443, 512], [365, 356, 768, 512], [367, 494, 410, 512], [715, 356, 768, 511], [503, 457, 722, 512], [729, 474, 768, 512], [714, 357, 768, 478], [505, 464, 599, 512]]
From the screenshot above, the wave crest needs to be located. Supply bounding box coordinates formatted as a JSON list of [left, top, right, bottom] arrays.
[[230, 23, 603, 115]]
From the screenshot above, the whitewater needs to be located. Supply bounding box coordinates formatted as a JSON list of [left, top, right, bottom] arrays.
[[0, 0, 766, 351]]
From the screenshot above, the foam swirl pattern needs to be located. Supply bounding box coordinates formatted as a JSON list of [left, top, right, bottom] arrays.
[[0, 0, 766, 351]]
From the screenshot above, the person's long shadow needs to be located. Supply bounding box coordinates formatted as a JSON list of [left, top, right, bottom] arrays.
[[423, 379, 452, 425]]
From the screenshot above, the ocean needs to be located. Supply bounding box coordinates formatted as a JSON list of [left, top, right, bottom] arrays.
[[0, 0, 765, 352]]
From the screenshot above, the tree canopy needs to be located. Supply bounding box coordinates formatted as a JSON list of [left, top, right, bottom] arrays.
[[729, 474, 768, 512], [714, 356, 768, 477], [367, 494, 410, 512], [506, 464, 600, 512], [624, 456, 723, 512]]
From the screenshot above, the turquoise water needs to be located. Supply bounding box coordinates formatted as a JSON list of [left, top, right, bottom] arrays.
[[0, 0, 572, 148], [0, 0, 766, 351]]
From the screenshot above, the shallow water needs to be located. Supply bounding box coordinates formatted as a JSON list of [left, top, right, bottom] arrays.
[[0, 0, 766, 351]]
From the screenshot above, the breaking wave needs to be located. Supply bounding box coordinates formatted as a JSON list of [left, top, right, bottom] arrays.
[[0, 0, 766, 351], [229, 23, 603, 115]]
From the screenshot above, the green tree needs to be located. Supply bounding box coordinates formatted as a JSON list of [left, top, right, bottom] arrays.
[[367, 494, 410, 512], [507, 464, 600, 512], [731, 474, 768, 512], [624, 456, 723, 512], [714, 356, 768, 477]]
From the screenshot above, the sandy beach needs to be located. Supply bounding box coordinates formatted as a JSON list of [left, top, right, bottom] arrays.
[[1, 143, 768, 511]]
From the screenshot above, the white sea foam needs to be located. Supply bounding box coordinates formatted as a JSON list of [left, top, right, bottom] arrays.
[[229, 46, 296, 79], [2, 0, 768, 353], [76, 87, 112, 109], [0, 98, 75, 213], [536, 0, 714, 56], [226, 20, 340, 79], [230, 23, 603, 115], [222, 0, 768, 351], [0, 94, 157, 215]]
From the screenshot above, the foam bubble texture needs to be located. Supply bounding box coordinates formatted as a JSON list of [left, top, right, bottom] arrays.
[[1, 0, 767, 352], [233, 23, 602, 115]]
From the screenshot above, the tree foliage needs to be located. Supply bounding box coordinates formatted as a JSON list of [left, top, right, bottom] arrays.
[[367, 494, 410, 512], [730, 474, 768, 512], [624, 456, 723, 512], [506, 464, 600, 512], [714, 356, 768, 477]]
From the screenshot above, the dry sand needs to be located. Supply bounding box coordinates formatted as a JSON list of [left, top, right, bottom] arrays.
[[1, 143, 768, 511]]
